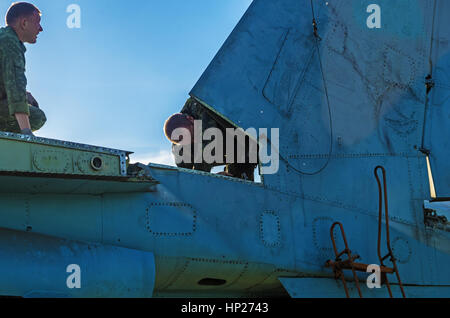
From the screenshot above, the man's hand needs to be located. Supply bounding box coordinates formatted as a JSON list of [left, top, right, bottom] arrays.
[[27, 92, 39, 108]]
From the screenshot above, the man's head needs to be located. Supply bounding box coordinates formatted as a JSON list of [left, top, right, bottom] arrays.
[[164, 113, 195, 145], [6, 2, 43, 44]]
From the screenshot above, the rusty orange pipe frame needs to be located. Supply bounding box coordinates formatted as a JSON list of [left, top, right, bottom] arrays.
[[329, 222, 363, 298]]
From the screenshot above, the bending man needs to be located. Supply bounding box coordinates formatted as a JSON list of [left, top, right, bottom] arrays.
[[164, 97, 257, 181]]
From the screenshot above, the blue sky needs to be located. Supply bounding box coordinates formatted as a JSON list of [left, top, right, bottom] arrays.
[[0, 0, 253, 165]]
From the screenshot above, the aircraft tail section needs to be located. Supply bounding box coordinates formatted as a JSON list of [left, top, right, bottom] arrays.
[[191, 0, 447, 212]]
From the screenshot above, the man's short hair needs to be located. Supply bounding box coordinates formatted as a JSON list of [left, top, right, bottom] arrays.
[[5, 2, 41, 26], [164, 113, 192, 143]]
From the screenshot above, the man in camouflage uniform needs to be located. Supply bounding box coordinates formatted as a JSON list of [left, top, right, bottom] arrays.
[[164, 97, 257, 181], [0, 2, 46, 136]]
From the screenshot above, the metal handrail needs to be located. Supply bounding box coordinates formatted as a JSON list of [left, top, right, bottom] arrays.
[[329, 222, 363, 298], [374, 166, 406, 298]]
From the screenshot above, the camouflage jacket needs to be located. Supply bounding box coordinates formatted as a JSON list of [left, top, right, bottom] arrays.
[[0, 26, 29, 116]]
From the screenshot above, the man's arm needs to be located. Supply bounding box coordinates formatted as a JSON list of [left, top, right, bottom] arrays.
[[0, 42, 31, 131]]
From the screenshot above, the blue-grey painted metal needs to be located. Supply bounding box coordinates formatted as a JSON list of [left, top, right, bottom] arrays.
[[426, 0, 450, 197], [0, 0, 449, 298], [190, 0, 450, 295]]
